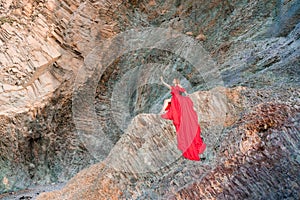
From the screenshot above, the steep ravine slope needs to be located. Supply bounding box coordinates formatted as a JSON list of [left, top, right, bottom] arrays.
[[37, 86, 300, 199], [0, 0, 123, 193], [0, 0, 299, 199]]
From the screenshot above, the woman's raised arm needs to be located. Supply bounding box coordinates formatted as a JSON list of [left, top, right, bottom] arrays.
[[160, 76, 171, 90]]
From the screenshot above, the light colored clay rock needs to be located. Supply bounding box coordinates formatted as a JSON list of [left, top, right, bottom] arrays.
[[0, 3, 67, 116], [0, 0, 125, 194]]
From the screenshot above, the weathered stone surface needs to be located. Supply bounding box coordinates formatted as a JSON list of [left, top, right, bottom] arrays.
[[0, 0, 299, 198], [37, 87, 300, 199], [0, 2, 64, 115], [174, 102, 300, 199], [0, 0, 129, 193], [103, 87, 243, 174], [220, 22, 300, 88]]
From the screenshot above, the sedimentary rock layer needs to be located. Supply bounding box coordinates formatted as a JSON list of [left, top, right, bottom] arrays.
[[0, 0, 299, 198]]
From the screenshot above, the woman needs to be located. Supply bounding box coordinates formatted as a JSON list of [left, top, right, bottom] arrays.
[[160, 76, 206, 161]]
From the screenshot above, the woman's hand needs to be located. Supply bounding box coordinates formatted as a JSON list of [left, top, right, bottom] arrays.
[[160, 76, 164, 82]]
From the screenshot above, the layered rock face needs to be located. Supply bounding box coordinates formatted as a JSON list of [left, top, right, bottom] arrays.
[[0, 0, 120, 192], [0, 0, 299, 199], [37, 86, 300, 199]]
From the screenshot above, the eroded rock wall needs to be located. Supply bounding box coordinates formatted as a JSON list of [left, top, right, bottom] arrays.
[[0, 0, 299, 197], [0, 0, 123, 192], [37, 87, 300, 199]]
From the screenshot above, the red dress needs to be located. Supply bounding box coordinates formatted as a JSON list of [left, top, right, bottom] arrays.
[[161, 86, 206, 161]]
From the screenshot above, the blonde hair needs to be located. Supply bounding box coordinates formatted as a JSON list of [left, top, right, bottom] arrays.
[[174, 78, 180, 85]]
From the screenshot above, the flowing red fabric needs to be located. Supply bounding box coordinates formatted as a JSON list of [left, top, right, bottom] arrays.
[[161, 86, 206, 161]]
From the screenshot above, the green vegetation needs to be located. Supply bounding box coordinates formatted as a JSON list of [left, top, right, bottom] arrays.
[[0, 16, 16, 26]]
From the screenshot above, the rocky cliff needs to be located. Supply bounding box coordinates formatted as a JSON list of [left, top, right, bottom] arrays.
[[37, 86, 300, 199], [0, 0, 299, 199]]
